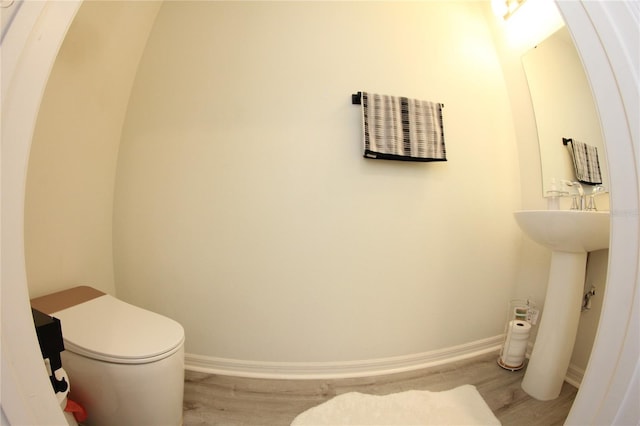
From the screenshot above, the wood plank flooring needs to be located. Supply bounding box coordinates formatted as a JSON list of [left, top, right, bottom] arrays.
[[183, 351, 577, 425]]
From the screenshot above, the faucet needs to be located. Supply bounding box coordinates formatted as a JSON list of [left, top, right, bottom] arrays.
[[558, 180, 605, 210], [566, 181, 585, 210], [586, 185, 607, 211]]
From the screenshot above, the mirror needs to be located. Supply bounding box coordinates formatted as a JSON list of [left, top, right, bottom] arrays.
[[522, 27, 609, 196]]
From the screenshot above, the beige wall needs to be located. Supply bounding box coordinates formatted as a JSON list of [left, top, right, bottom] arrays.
[[113, 1, 522, 362], [24, 0, 605, 372], [24, 1, 161, 298], [484, 0, 560, 345]]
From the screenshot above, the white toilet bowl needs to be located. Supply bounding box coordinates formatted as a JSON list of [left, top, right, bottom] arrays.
[[31, 286, 185, 426]]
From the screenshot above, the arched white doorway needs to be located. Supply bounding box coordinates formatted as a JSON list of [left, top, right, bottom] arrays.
[[556, 2, 639, 424], [1, 1, 637, 424]]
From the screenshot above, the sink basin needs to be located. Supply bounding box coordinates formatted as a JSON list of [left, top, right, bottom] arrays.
[[514, 210, 610, 252], [514, 209, 611, 400]]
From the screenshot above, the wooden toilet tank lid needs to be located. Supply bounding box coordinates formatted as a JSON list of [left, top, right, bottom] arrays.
[[30, 286, 105, 315]]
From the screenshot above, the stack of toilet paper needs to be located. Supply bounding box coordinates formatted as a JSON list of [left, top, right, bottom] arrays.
[[498, 320, 531, 370]]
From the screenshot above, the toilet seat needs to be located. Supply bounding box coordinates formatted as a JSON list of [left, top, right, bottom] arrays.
[[53, 295, 184, 364]]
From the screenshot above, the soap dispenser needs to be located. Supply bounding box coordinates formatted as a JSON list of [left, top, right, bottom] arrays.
[[546, 178, 562, 210]]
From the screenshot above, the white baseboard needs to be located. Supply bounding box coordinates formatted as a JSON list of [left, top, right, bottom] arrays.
[[565, 363, 585, 388], [185, 335, 504, 380]]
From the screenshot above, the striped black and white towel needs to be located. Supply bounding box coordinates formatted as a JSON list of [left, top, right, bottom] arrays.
[[568, 139, 602, 185], [362, 92, 446, 162]]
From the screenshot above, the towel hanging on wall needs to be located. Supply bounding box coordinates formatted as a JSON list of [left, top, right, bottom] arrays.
[[357, 92, 447, 162], [563, 138, 602, 185]]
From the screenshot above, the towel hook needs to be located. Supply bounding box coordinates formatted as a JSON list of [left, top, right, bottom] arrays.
[[563, 137, 573, 145]]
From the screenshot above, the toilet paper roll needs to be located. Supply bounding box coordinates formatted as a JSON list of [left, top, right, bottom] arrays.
[[499, 320, 531, 369], [506, 319, 531, 333]]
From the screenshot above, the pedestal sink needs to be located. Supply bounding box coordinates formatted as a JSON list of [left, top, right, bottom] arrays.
[[514, 210, 610, 400]]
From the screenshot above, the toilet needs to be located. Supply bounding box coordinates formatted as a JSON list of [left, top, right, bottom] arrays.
[[31, 286, 185, 426]]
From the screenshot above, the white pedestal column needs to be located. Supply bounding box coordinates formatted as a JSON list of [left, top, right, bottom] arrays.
[[521, 251, 587, 400]]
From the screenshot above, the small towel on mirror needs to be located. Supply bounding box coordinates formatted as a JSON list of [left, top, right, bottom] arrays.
[[361, 92, 447, 162], [567, 138, 602, 185]]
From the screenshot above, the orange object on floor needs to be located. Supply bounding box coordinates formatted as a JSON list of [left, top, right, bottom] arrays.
[[65, 398, 88, 423]]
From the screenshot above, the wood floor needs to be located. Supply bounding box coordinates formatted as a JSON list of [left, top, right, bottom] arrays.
[[183, 351, 577, 425]]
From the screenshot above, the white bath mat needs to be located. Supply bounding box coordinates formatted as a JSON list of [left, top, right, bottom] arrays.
[[291, 384, 501, 425]]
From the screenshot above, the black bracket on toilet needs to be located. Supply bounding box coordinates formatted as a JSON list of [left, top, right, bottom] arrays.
[[32, 308, 68, 393]]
